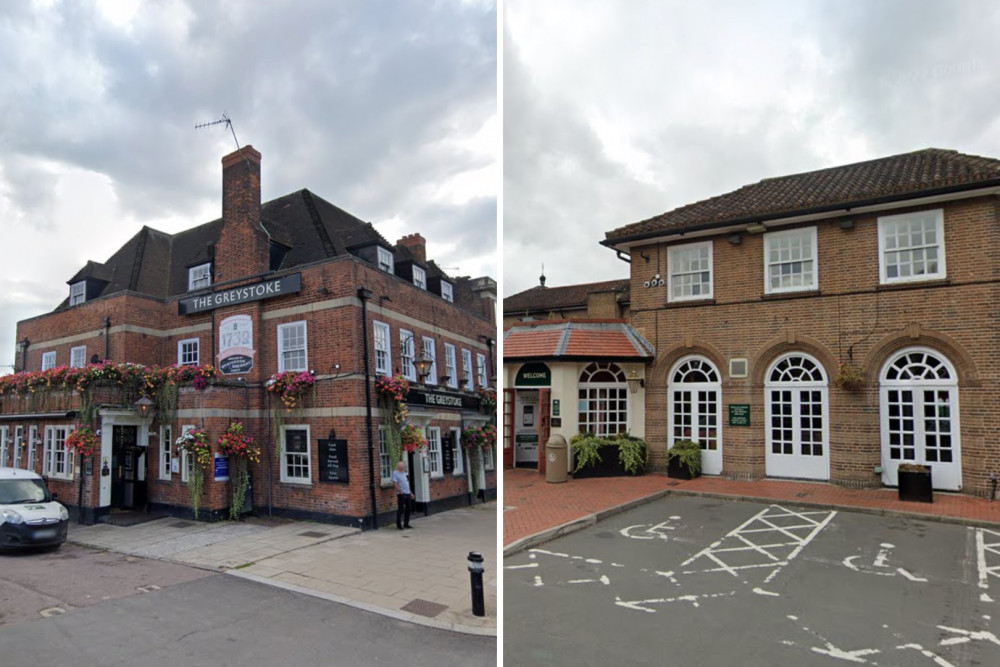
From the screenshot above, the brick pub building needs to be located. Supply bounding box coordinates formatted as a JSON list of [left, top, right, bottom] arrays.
[[0, 146, 497, 526], [509, 149, 1000, 498]]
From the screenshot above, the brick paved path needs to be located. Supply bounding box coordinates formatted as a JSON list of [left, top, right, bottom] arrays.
[[503, 468, 1000, 548]]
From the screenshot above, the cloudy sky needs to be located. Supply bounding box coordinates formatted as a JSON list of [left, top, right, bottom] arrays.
[[0, 0, 496, 372], [503, 0, 1000, 297]]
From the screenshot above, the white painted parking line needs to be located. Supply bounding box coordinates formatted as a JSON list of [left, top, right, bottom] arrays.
[[614, 591, 737, 613], [974, 528, 1000, 603]]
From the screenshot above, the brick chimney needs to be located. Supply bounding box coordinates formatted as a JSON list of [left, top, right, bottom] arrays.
[[396, 233, 426, 264], [217, 145, 268, 282]]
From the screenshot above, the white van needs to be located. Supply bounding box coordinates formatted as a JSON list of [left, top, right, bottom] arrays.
[[0, 467, 69, 550]]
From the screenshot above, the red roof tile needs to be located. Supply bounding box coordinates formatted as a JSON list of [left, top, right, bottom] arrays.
[[503, 321, 654, 361]]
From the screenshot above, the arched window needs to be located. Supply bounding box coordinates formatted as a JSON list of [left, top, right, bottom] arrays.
[[668, 357, 722, 475], [578, 362, 628, 437], [764, 353, 829, 480], [880, 348, 961, 490]]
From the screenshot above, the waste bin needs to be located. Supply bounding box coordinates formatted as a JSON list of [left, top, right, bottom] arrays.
[[545, 434, 569, 484]]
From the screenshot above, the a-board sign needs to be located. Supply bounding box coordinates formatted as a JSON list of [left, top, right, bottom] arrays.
[[317, 439, 349, 484], [729, 404, 751, 427]]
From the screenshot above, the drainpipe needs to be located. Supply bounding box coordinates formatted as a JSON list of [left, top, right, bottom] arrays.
[[18, 338, 30, 372], [103, 317, 111, 361], [358, 287, 379, 530]]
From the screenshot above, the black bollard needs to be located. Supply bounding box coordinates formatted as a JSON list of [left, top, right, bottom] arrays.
[[467, 551, 485, 617]]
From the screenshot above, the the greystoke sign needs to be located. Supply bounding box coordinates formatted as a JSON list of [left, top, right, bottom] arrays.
[[178, 273, 302, 315], [405, 386, 480, 411]]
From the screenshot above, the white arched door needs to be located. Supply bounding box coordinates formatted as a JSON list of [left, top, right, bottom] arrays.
[[668, 357, 723, 475], [880, 348, 961, 491], [765, 353, 830, 481]]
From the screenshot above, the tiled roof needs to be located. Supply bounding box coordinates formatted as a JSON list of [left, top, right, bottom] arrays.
[[503, 279, 630, 314], [503, 320, 654, 361], [605, 148, 1000, 244]]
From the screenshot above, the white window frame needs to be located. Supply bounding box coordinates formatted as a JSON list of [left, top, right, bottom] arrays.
[[374, 321, 391, 376], [422, 337, 438, 385], [400, 330, 416, 381], [159, 425, 173, 481], [188, 262, 212, 291], [180, 425, 195, 483], [578, 362, 629, 437], [412, 266, 427, 290], [444, 343, 458, 388], [277, 321, 308, 373], [878, 209, 946, 284], [0, 427, 8, 467], [43, 425, 73, 480], [668, 240, 714, 302], [28, 427, 38, 471], [41, 351, 56, 371], [427, 427, 443, 478], [280, 424, 312, 484], [477, 353, 489, 388], [378, 426, 392, 485], [14, 426, 23, 469], [70, 346, 87, 368], [764, 227, 818, 294], [69, 281, 86, 306], [462, 349, 474, 390], [377, 247, 394, 273], [484, 441, 495, 471], [441, 281, 453, 303], [450, 427, 464, 476], [177, 338, 199, 366]]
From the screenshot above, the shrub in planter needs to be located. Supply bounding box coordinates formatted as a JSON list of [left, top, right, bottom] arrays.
[[666, 439, 702, 480], [570, 433, 648, 478], [897, 463, 933, 503]]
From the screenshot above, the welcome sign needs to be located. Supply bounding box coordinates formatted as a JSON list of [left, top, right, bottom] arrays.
[[218, 314, 255, 374]]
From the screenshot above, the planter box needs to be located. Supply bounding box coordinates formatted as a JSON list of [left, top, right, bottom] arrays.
[[667, 456, 700, 480], [898, 468, 933, 503], [572, 445, 645, 479]]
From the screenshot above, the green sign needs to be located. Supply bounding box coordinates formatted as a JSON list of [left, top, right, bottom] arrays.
[[515, 362, 551, 387], [515, 434, 538, 444], [729, 404, 750, 427], [552, 399, 560, 416]]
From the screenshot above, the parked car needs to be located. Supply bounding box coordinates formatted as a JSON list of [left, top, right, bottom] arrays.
[[0, 467, 69, 550]]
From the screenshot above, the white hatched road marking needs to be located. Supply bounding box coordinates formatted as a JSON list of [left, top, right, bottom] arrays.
[[614, 591, 737, 613], [975, 528, 1000, 602]]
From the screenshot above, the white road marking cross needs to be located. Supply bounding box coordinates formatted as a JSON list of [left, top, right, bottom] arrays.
[[975, 528, 1000, 603]]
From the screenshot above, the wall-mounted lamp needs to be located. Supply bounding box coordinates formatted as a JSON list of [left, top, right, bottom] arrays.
[[839, 218, 855, 230], [745, 222, 767, 234], [90, 354, 101, 364], [626, 369, 645, 394], [134, 396, 154, 420], [728, 233, 743, 245], [413, 355, 433, 383], [328, 428, 337, 441], [317, 286, 329, 295]]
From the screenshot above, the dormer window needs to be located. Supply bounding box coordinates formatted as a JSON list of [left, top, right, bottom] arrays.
[[377, 247, 394, 273], [188, 263, 212, 291], [69, 281, 86, 306], [441, 281, 453, 303], [413, 266, 426, 290]]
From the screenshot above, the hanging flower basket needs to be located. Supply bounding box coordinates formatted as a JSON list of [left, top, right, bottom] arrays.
[[478, 388, 497, 413], [66, 425, 99, 459], [266, 370, 316, 411], [375, 374, 410, 403], [461, 425, 483, 450], [175, 428, 212, 519], [836, 363, 865, 391], [217, 420, 260, 520], [479, 424, 497, 450], [400, 424, 426, 453]]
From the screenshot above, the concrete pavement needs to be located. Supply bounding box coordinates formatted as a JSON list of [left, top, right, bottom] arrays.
[[68, 503, 497, 636]]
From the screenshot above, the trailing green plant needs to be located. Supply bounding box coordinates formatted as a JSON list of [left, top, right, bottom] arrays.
[[175, 428, 212, 518], [570, 433, 604, 473], [667, 439, 702, 475], [217, 420, 260, 520], [615, 433, 648, 476]]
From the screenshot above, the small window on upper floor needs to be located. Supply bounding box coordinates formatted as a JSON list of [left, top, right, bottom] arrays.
[[668, 241, 713, 302], [878, 209, 946, 284], [70, 346, 86, 368], [377, 247, 394, 274], [764, 227, 818, 294], [412, 266, 426, 290], [188, 263, 212, 291], [41, 352, 56, 371], [69, 281, 86, 306], [441, 281, 453, 302], [178, 338, 199, 366]]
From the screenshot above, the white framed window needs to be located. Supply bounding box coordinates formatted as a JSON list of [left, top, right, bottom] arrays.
[[765, 354, 830, 481], [444, 344, 458, 388], [668, 241, 713, 302], [41, 351, 56, 371], [378, 426, 392, 484], [400, 330, 416, 381], [427, 427, 443, 478], [422, 337, 437, 385], [177, 338, 199, 366], [43, 425, 73, 480], [578, 362, 628, 437], [0, 427, 8, 466], [70, 346, 87, 368], [180, 425, 195, 483], [188, 262, 212, 291], [374, 321, 391, 376], [462, 349, 474, 390], [450, 427, 464, 475], [412, 266, 426, 290], [69, 281, 86, 306], [764, 227, 818, 294], [280, 425, 311, 484], [441, 281, 453, 303], [879, 209, 946, 284], [14, 426, 23, 469], [277, 322, 308, 373], [159, 425, 173, 480], [28, 427, 38, 471], [668, 356, 724, 475], [484, 442, 495, 470], [477, 353, 488, 388], [377, 247, 394, 273]]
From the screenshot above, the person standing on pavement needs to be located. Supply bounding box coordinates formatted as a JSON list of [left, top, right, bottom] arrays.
[[392, 461, 414, 529]]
